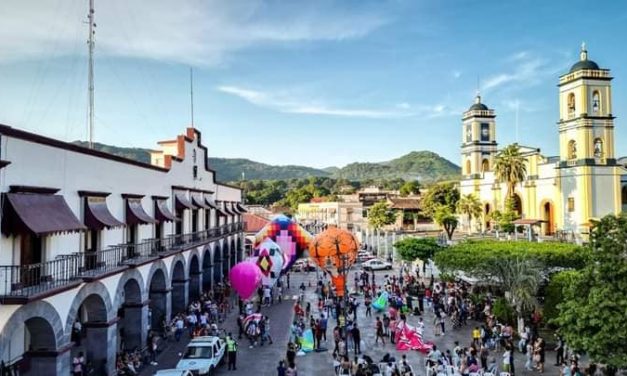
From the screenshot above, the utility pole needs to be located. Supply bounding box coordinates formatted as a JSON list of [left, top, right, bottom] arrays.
[[87, 0, 96, 148]]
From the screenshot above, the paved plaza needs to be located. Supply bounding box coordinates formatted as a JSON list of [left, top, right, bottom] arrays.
[[145, 267, 563, 376]]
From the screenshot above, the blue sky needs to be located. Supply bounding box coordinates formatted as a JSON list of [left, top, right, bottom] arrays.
[[1, 0, 627, 169]]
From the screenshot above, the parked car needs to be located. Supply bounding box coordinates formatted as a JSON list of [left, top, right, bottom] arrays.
[[176, 336, 225, 376], [292, 258, 317, 272], [155, 370, 194, 376], [357, 251, 376, 263], [362, 259, 392, 271]]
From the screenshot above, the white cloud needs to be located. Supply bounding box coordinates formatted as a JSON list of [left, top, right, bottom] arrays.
[[482, 54, 546, 91], [217, 85, 453, 119], [0, 0, 388, 65]]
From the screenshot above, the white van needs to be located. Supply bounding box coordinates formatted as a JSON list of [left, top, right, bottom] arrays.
[[176, 336, 225, 375]]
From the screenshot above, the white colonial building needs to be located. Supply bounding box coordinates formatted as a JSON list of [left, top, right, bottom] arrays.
[[0, 126, 246, 375]]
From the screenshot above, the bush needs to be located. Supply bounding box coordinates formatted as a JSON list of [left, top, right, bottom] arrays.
[[395, 237, 442, 262], [493, 297, 515, 325]]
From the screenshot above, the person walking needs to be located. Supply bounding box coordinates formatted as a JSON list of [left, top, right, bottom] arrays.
[[554, 335, 564, 366], [364, 295, 372, 317], [226, 333, 238, 371], [174, 315, 185, 342], [72, 351, 85, 376]]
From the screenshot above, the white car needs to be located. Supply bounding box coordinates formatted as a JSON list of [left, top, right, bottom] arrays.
[[362, 259, 392, 271], [155, 370, 194, 376], [176, 336, 225, 376]]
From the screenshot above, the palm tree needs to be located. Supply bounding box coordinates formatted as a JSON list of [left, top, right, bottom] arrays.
[[457, 193, 483, 234], [493, 143, 527, 203]]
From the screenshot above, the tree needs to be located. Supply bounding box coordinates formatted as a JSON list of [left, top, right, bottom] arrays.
[[493, 143, 527, 202], [421, 182, 460, 218], [457, 193, 482, 234], [493, 257, 542, 329], [395, 237, 442, 273], [554, 215, 627, 369], [399, 180, 421, 197], [433, 205, 458, 241], [367, 201, 397, 230]]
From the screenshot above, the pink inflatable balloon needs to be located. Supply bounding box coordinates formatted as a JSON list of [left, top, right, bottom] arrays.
[[229, 261, 262, 300]]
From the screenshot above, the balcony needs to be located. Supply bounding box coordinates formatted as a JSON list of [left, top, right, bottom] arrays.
[[0, 222, 243, 303]]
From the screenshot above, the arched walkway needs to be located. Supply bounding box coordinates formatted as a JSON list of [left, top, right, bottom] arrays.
[[230, 239, 236, 269], [148, 267, 169, 334], [221, 242, 229, 283], [213, 244, 223, 284], [66, 283, 115, 376], [202, 245, 213, 291], [117, 277, 144, 351], [189, 254, 201, 301], [171, 260, 187, 315], [0, 301, 66, 375]]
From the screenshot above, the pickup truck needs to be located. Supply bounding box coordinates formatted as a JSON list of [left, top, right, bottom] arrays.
[[176, 336, 225, 376]]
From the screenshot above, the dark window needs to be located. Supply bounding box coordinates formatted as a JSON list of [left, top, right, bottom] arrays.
[[175, 208, 183, 235], [480, 123, 490, 141], [192, 210, 198, 233]]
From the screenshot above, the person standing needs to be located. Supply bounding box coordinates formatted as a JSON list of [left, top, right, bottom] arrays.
[[226, 333, 238, 371], [352, 323, 361, 354], [555, 335, 564, 366], [72, 352, 85, 376], [375, 317, 385, 345], [174, 315, 185, 342], [277, 360, 287, 376]]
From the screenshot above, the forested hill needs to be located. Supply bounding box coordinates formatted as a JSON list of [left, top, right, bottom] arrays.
[[71, 141, 459, 182]]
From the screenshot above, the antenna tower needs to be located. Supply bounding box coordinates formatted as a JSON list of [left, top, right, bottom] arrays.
[[87, 0, 96, 148]]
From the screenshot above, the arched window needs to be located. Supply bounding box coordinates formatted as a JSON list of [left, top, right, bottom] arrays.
[[568, 140, 577, 160], [594, 138, 604, 158], [482, 159, 490, 172], [567, 93, 576, 116], [465, 160, 471, 175], [592, 91, 600, 114]]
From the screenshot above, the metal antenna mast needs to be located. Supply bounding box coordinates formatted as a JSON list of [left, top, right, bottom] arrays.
[[190, 67, 195, 127], [87, 0, 96, 148]]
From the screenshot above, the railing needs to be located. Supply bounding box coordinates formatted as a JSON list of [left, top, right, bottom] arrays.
[[0, 223, 244, 300], [0, 254, 81, 298]]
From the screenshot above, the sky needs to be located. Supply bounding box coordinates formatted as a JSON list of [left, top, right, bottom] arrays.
[[1, 0, 627, 169]]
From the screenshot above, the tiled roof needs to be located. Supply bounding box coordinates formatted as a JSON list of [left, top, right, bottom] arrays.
[[388, 197, 421, 209], [244, 213, 270, 233]]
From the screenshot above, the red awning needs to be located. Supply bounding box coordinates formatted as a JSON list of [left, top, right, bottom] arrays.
[[192, 194, 210, 209], [2, 193, 86, 236], [175, 192, 195, 210], [154, 200, 178, 222], [236, 203, 248, 213], [126, 199, 157, 225], [85, 196, 124, 230]]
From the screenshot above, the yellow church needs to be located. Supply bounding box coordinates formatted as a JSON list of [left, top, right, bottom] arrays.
[[459, 44, 627, 241]]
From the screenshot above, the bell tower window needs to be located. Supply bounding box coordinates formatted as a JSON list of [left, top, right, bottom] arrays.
[[567, 93, 576, 117], [594, 138, 604, 158], [592, 91, 600, 114], [568, 140, 577, 160], [482, 159, 490, 173]]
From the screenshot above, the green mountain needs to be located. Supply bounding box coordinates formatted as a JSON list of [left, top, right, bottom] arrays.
[[71, 141, 459, 182]]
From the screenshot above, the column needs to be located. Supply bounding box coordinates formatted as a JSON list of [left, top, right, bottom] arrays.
[[83, 319, 118, 376], [122, 302, 149, 351], [149, 289, 172, 331]]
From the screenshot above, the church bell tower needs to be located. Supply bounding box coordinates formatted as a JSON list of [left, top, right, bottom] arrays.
[[461, 93, 497, 180]]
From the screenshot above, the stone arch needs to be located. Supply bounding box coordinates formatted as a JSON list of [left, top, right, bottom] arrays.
[[114, 270, 147, 352], [146, 259, 171, 291], [202, 244, 213, 291], [189, 253, 201, 301], [482, 159, 490, 173], [171, 259, 187, 315], [65, 282, 115, 375], [1, 301, 65, 374], [148, 266, 169, 333]]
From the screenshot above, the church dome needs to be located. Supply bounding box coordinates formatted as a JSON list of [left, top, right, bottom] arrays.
[[569, 43, 600, 73], [468, 94, 488, 111]]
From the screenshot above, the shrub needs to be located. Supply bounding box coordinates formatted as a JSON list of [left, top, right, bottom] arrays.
[[493, 297, 515, 325], [543, 270, 580, 324]]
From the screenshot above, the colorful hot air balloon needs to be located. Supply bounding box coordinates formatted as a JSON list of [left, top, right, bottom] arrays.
[[309, 227, 359, 297], [253, 238, 285, 287], [229, 261, 263, 300], [254, 215, 313, 270]]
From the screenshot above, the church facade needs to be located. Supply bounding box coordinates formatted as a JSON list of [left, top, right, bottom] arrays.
[[459, 45, 627, 241]]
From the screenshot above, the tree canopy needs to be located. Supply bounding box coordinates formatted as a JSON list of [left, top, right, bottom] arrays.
[[457, 193, 482, 233], [421, 182, 460, 218], [367, 201, 398, 230], [493, 143, 527, 200], [399, 180, 421, 197], [395, 237, 442, 262], [554, 215, 627, 368], [433, 205, 459, 241]]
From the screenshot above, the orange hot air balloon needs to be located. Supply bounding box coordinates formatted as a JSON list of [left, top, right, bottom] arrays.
[[310, 227, 359, 296]]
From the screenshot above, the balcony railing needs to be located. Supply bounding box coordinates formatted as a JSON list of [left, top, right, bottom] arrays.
[[0, 254, 81, 300], [0, 222, 243, 302]]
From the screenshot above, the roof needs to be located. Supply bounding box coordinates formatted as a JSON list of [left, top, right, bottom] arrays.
[[2, 192, 87, 236], [569, 59, 599, 73], [468, 94, 489, 111], [189, 336, 222, 345], [244, 213, 270, 233], [513, 219, 545, 225], [388, 197, 421, 209]]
